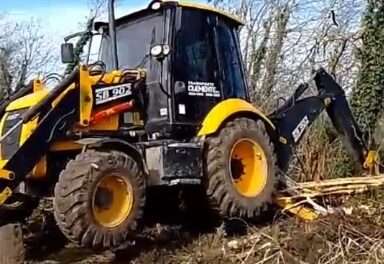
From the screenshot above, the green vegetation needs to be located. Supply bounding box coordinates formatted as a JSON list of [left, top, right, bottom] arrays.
[[351, 0, 384, 143]]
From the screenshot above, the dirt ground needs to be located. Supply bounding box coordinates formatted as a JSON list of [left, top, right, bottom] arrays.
[[25, 190, 384, 264]]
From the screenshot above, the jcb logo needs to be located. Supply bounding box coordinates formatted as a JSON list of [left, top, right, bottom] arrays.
[[95, 84, 132, 105], [292, 116, 309, 143]]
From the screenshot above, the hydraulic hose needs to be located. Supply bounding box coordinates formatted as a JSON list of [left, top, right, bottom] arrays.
[[22, 67, 80, 123]]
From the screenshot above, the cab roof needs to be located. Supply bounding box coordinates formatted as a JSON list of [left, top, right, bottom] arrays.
[[95, 0, 243, 30], [165, 0, 244, 25]]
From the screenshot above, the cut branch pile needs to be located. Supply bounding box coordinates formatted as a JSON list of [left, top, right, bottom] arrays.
[[281, 175, 384, 198], [275, 175, 384, 220]]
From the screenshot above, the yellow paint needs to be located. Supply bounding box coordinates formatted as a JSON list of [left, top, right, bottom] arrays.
[[0, 187, 12, 206], [230, 138, 268, 197], [90, 70, 123, 85], [33, 79, 44, 92], [30, 157, 47, 180], [274, 197, 320, 221], [50, 140, 82, 152], [20, 118, 39, 145], [0, 112, 8, 160], [79, 66, 93, 127], [160, 0, 244, 25], [198, 99, 275, 137], [51, 84, 76, 108], [89, 114, 120, 131], [6, 89, 48, 111], [0, 160, 7, 170], [92, 174, 134, 228], [364, 150, 379, 170], [0, 169, 14, 180]]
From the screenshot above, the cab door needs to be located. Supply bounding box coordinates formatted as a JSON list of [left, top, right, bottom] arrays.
[[172, 9, 222, 124]]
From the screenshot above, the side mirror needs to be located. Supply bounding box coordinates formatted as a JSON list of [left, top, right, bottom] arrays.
[[61, 43, 75, 63]]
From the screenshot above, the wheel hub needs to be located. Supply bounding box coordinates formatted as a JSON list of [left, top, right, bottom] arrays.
[[94, 187, 113, 210], [230, 158, 245, 180], [92, 174, 134, 228], [229, 138, 268, 197]]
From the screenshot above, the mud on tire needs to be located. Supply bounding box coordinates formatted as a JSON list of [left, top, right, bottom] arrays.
[[204, 118, 277, 219], [54, 150, 145, 249], [0, 223, 25, 264]]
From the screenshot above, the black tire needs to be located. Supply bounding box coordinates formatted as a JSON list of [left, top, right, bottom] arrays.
[[0, 223, 25, 264], [204, 118, 277, 219], [54, 150, 145, 249]]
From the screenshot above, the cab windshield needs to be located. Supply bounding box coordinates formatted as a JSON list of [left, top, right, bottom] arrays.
[[100, 12, 164, 70]]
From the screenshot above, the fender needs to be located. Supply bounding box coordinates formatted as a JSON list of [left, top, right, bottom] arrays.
[[197, 99, 275, 137], [76, 137, 148, 174]]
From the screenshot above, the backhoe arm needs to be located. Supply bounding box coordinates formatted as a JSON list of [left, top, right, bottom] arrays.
[[271, 68, 373, 172]]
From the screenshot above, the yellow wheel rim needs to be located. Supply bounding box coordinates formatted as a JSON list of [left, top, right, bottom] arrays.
[[92, 174, 134, 228], [229, 138, 268, 197]]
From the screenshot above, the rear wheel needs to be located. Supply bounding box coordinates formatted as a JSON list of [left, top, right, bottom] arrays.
[[0, 223, 25, 264], [204, 118, 277, 219], [54, 150, 145, 249]]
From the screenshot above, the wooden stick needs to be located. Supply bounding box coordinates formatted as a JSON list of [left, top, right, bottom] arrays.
[[286, 175, 384, 190]]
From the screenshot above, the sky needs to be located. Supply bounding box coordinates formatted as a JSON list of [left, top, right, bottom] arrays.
[[4, 0, 147, 36], [2, 0, 151, 69], [2, 0, 205, 74]]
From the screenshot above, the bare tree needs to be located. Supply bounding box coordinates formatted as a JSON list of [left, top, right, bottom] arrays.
[[0, 18, 56, 96], [210, 0, 363, 109], [259, 1, 292, 100]]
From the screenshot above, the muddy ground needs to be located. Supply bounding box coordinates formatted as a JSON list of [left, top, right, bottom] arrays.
[[25, 190, 384, 264]]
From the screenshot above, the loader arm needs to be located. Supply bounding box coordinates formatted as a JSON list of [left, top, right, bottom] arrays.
[[270, 68, 371, 172], [0, 66, 145, 215], [0, 68, 80, 208]]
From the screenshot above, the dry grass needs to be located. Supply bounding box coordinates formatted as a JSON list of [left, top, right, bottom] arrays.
[[140, 192, 384, 264], [26, 190, 384, 264], [290, 116, 356, 182]]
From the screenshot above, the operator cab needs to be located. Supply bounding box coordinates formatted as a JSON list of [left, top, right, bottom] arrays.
[[81, 1, 247, 139]]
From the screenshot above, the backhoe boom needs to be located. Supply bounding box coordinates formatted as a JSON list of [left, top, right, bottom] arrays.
[[271, 68, 370, 172]]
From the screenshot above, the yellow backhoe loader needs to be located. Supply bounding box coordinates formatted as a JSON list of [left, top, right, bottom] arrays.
[[0, 1, 379, 263]]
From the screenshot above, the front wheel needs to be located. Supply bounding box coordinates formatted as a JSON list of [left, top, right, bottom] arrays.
[[54, 150, 146, 249], [204, 118, 277, 219]]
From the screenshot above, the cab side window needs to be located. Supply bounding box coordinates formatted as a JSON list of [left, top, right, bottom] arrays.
[[216, 20, 247, 99], [174, 10, 218, 83]]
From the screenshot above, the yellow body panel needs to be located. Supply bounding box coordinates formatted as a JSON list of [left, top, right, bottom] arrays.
[[89, 114, 120, 131], [20, 118, 39, 145], [79, 66, 93, 127], [90, 70, 123, 85], [198, 99, 275, 137], [51, 84, 76, 108], [6, 89, 48, 111], [0, 160, 7, 170], [50, 140, 82, 152]]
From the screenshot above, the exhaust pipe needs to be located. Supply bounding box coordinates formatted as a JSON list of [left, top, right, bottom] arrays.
[[108, 0, 118, 70]]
